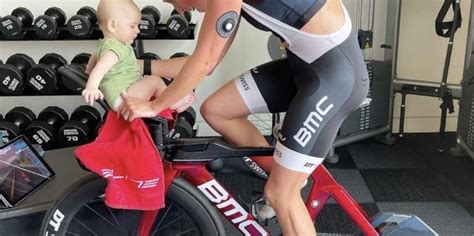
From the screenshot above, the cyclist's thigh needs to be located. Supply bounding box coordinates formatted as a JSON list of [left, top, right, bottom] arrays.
[[232, 58, 297, 116], [275, 39, 369, 174]]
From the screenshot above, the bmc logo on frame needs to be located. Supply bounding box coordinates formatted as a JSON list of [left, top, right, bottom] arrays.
[[293, 96, 334, 147], [198, 179, 268, 236]]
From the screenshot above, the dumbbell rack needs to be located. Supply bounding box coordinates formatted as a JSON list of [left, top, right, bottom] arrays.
[[0, 8, 197, 224], [0, 24, 196, 41], [0, 24, 196, 97]]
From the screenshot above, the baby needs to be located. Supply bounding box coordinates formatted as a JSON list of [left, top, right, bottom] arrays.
[[83, 0, 193, 112]]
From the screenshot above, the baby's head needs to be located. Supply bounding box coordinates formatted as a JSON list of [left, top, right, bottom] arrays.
[[97, 0, 141, 44]]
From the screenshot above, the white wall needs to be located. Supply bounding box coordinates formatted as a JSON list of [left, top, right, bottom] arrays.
[[0, 0, 471, 136]]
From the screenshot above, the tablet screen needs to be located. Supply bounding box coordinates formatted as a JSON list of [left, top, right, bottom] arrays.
[[0, 136, 54, 207]]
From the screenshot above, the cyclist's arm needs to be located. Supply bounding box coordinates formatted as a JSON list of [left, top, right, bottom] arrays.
[[137, 56, 189, 79], [151, 0, 243, 113]]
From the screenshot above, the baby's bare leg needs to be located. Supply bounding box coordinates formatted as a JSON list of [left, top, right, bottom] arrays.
[[126, 75, 167, 100]]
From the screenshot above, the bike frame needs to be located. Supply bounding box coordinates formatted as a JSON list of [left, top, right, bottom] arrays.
[[137, 160, 379, 236], [57, 65, 379, 236]]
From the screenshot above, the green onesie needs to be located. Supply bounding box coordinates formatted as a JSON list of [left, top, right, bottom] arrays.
[[97, 38, 141, 106]]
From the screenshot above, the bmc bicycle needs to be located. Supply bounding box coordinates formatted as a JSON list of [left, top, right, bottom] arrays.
[[39, 65, 437, 236]]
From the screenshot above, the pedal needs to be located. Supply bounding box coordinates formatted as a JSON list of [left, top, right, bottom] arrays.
[[369, 212, 438, 236], [248, 191, 276, 225]]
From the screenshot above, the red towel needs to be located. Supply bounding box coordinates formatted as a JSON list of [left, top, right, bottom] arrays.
[[74, 110, 173, 210]]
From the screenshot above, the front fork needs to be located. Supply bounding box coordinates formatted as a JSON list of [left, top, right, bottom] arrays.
[[137, 161, 179, 236]]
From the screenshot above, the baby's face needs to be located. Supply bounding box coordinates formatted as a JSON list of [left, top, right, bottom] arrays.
[[112, 10, 141, 44]]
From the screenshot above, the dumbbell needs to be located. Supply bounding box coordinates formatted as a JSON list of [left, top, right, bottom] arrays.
[[70, 53, 91, 71], [60, 53, 91, 94], [139, 6, 161, 38], [0, 8, 34, 39], [67, 6, 97, 38], [57, 106, 101, 148], [167, 9, 191, 38], [170, 52, 189, 59], [0, 53, 35, 95], [0, 107, 36, 143], [171, 117, 193, 139], [24, 106, 68, 150], [26, 53, 68, 95], [34, 7, 67, 39], [178, 107, 196, 127], [139, 52, 161, 60]]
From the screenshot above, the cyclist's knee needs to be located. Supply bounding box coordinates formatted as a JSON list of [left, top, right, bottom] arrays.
[[200, 98, 223, 124], [264, 178, 293, 210]]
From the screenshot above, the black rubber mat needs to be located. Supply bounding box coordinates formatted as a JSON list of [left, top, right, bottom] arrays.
[[461, 201, 474, 218], [325, 147, 357, 169], [359, 168, 455, 202], [1, 133, 474, 235], [315, 203, 379, 234]]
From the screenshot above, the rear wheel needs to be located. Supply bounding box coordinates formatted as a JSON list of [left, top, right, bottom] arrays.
[[40, 175, 225, 236], [242, 113, 282, 179]]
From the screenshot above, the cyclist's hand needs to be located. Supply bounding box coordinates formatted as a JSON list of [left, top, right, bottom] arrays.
[[170, 91, 196, 113], [82, 88, 104, 106], [119, 92, 157, 121]]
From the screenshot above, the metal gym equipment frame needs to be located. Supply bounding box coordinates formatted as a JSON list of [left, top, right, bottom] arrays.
[[326, 0, 400, 163], [450, 0, 474, 160]]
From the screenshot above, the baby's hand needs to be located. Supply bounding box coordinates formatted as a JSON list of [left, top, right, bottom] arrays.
[[82, 88, 104, 106]]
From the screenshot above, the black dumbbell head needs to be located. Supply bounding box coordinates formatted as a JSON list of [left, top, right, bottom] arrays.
[[167, 10, 190, 38], [171, 9, 191, 22], [71, 53, 91, 65], [5, 107, 36, 130], [34, 7, 67, 38], [57, 120, 89, 147], [139, 52, 161, 60], [57, 106, 101, 147], [24, 120, 57, 150], [60, 64, 88, 94], [0, 122, 21, 143], [71, 105, 101, 128], [0, 7, 34, 39], [26, 53, 67, 94], [0, 53, 35, 95], [38, 106, 68, 129], [178, 107, 196, 127], [171, 118, 193, 139], [139, 6, 161, 37], [24, 106, 68, 150], [170, 52, 189, 59], [67, 6, 97, 38], [0, 107, 36, 142]]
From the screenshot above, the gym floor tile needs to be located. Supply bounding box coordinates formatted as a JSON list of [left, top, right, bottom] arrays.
[[0, 212, 44, 236], [348, 143, 427, 169], [376, 202, 474, 236], [315, 203, 379, 234], [360, 169, 454, 202], [325, 147, 357, 169], [460, 201, 474, 218], [438, 166, 474, 202], [327, 169, 374, 203]]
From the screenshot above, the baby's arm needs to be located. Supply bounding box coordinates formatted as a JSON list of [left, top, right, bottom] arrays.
[[82, 51, 119, 105], [85, 53, 98, 74]]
